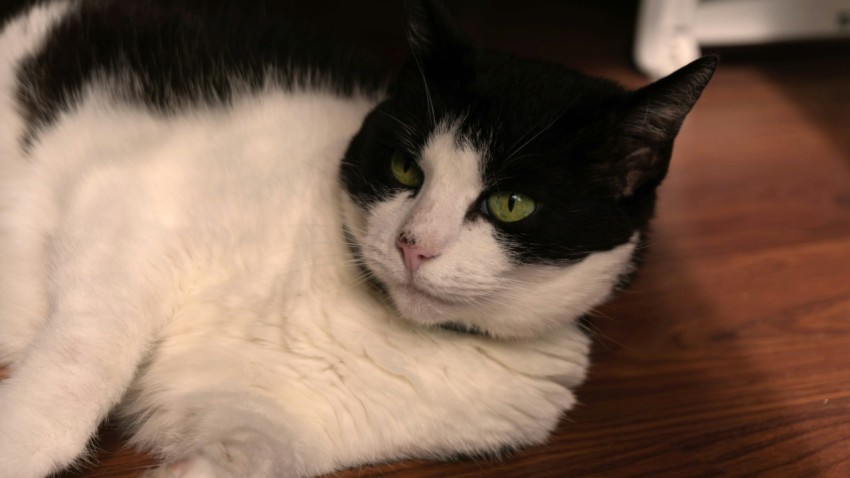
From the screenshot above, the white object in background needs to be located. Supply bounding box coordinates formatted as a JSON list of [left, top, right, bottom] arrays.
[[634, 0, 700, 80], [635, 0, 850, 78]]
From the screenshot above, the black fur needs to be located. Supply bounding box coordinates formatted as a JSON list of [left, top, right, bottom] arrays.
[[0, 0, 33, 28], [340, 0, 716, 265], [16, 0, 385, 145]]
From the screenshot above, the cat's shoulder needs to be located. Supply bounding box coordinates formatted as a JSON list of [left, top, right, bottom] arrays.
[[3, 0, 384, 146]]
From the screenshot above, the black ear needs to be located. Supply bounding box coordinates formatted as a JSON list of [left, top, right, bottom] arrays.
[[601, 55, 718, 198], [625, 54, 718, 142], [403, 0, 472, 65]]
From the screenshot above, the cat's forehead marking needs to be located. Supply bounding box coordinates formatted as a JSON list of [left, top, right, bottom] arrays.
[[418, 124, 484, 209]]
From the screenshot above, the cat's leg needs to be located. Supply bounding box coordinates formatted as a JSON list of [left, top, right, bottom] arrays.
[[144, 431, 285, 478], [136, 392, 305, 478], [0, 220, 169, 477], [0, 209, 52, 365], [0, 1, 78, 363]]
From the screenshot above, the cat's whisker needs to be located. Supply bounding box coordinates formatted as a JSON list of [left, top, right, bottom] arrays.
[[580, 311, 634, 352], [586, 307, 624, 325], [379, 111, 417, 138], [410, 49, 437, 128], [503, 112, 564, 165]]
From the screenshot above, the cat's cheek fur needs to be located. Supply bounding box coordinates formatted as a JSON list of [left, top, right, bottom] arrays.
[[363, 221, 640, 340], [363, 198, 640, 338], [358, 192, 507, 322]]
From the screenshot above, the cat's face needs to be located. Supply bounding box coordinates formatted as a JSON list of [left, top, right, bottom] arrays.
[[341, 0, 716, 338]]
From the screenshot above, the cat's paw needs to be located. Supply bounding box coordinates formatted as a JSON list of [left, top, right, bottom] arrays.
[[0, 385, 90, 478], [143, 438, 287, 478], [144, 457, 221, 478], [0, 433, 85, 478]]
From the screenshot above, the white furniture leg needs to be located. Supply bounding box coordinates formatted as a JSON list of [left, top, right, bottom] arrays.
[[635, 0, 850, 78], [634, 0, 700, 79]]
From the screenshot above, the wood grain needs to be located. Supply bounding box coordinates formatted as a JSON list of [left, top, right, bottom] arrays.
[[3, 1, 850, 477]]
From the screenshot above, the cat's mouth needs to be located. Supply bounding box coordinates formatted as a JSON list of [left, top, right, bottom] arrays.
[[396, 283, 464, 307], [386, 281, 478, 326], [391, 282, 491, 336]]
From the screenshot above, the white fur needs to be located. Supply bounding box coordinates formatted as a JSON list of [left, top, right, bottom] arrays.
[[0, 7, 637, 477]]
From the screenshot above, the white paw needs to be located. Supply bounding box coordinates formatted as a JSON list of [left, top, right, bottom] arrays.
[[144, 456, 221, 478], [0, 432, 85, 478], [0, 384, 90, 478]]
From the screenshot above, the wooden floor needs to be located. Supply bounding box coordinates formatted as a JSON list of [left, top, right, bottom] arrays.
[[3, 1, 850, 477]]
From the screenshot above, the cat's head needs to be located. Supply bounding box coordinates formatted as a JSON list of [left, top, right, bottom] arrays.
[[340, 0, 716, 338]]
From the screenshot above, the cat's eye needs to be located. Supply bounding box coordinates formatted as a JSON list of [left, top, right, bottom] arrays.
[[485, 192, 536, 223], [389, 151, 424, 188]]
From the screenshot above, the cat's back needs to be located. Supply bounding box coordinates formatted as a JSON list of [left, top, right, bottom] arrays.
[[0, 0, 383, 228], [0, 0, 383, 157], [0, 0, 69, 171]]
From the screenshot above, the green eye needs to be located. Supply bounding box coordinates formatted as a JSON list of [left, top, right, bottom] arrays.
[[486, 192, 536, 223], [390, 151, 424, 188]]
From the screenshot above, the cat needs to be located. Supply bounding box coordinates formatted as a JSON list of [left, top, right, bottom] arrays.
[[0, 0, 716, 476]]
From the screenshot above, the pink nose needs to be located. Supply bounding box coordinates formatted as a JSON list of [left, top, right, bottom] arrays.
[[396, 237, 436, 274]]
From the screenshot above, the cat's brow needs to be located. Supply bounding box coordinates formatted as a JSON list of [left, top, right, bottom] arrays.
[[410, 49, 437, 128], [503, 112, 565, 166], [379, 111, 419, 152]]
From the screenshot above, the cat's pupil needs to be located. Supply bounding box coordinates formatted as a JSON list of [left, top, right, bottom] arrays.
[[403, 159, 411, 173], [508, 195, 516, 212]]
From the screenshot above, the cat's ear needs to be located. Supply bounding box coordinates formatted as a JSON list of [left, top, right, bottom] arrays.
[[601, 55, 718, 198], [625, 55, 718, 143], [403, 0, 473, 67]]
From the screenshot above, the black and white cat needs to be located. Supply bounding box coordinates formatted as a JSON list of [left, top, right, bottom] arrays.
[[0, 1, 716, 476]]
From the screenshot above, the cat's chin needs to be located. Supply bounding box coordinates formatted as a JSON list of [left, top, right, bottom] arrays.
[[387, 282, 471, 328]]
